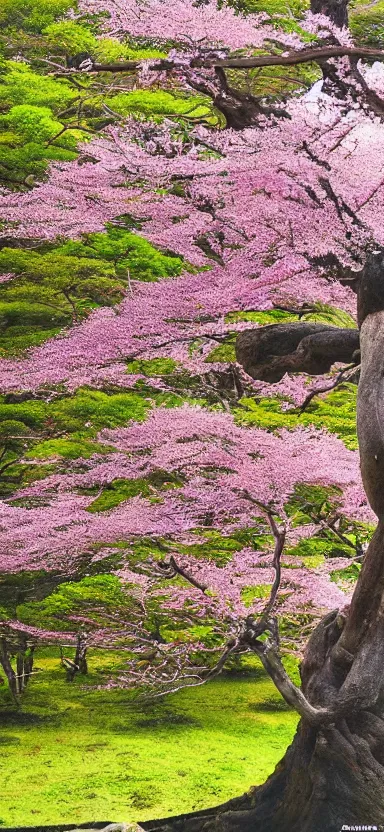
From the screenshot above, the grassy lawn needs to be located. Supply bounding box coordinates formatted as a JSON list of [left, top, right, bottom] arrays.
[[0, 650, 298, 827]]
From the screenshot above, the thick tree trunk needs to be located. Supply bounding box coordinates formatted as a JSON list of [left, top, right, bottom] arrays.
[[142, 253, 384, 831], [184, 67, 288, 130], [213, 89, 264, 130], [310, 0, 349, 28], [142, 646, 384, 831]]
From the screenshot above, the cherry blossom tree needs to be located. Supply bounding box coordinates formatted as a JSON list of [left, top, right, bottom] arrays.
[[2, 0, 384, 826]]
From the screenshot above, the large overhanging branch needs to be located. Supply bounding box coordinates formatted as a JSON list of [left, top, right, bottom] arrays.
[[88, 46, 384, 74]]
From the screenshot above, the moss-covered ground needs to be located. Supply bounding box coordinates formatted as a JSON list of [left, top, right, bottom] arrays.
[[0, 650, 298, 827]]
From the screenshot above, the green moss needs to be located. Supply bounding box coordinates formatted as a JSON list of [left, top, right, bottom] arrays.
[[57, 227, 184, 283], [17, 574, 132, 631], [86, 478, 152, 512], [0, 387, 185, 477], [225, 309, 297, 325], [8, 462, 57, 491], [42, 20, 98, 53], [0, 652, 298, 826], [86, 470, 185, 513], [41, 18, 167, 62], [47, 389, 151, 432], [0, 230, 184, 355], [0, 326, 63, 357], [0, 299, 71, 356], [105, 90, 214, 123], [237, 0, 307, 16], [0, 568, 67, 614], [205, 336, 237, 363], [301, 303, 356, 328], [241, 584, 271, 606], [284, 537, 337, 567], [0, 123, 79, 187], [126, 358, 178, 376], [0, 0, 73, 33], [125, 529, 268, 571], [0, 388, 150, 435], [94, 39, 167, 62], [0, 300, 69, 328], [330, 561, 362, 589], [172, 527, 269, 566], [0, 61, 77, 110], [225, 304, 356, 328], [0, 58, 84, 185], [235, 383, 358, 449], [29, 437, 112, 460], [351, 2, 384, 47], [0, 397, 47, 430], [0, 387, 160, 477]]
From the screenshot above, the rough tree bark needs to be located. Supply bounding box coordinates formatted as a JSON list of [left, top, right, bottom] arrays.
[[141, 251, 384, 832], [235, 322, 360, 382], [183, 67, 288, 130], [61, 632, 88, 681], [310, 0, 350, 29]]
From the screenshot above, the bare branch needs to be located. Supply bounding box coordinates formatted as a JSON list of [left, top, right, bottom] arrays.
[[238, 491, 286, 636], [298, 362, 360, 413], [248, 637, 331, 725], [150, 555, 208, 594], [88, 46, 384, 75], [169, 555, 208, 593]]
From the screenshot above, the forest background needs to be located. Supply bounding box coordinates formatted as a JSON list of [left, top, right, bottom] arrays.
[[0, 0, 383, 826]]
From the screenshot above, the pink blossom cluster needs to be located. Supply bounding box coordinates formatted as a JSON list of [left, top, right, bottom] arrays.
[[150, 546, 349, 620], [303, 11, 353, 45], [0, 107, 369, 391], [78, 0, 302, 50], [0, 405, 372, 581], [0, 0, 381, 655]]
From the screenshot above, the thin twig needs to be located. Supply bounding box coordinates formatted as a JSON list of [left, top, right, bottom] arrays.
[[298, 362, 359, 413], [157, 555, 208, 594], [240, 491, 286, 633]]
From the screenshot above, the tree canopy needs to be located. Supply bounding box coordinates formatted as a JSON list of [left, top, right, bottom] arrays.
[[2, 0, 384, 828]]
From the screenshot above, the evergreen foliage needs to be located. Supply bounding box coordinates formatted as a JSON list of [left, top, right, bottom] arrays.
[[235, 385, 358, 449], [0, 228, 184, 355]]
